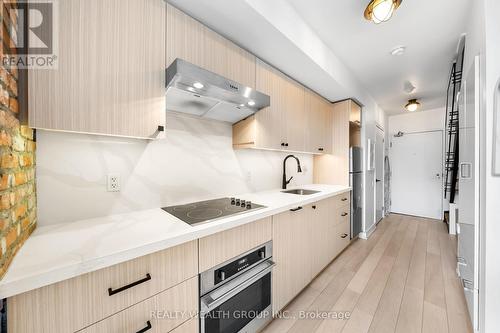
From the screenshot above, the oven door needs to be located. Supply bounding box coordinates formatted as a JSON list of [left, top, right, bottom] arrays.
[[200, 259, 274, 333]]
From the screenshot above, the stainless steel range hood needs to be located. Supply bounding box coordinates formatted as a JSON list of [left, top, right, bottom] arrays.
[[166, 59, 270, 123]]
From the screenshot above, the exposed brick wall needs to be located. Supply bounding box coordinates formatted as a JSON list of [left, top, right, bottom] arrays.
[[0, 1, 36, 279]]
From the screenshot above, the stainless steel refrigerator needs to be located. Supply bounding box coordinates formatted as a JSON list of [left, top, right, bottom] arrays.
[[350, 147, 363, 239]]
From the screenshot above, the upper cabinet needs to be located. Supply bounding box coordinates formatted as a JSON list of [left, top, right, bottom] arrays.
[[28, 0, 166, 139], [314, 99, 353, 187], [305, 89, 333, 154], [349, 100, 362, 125], [233, 60, 335, 154], [166, 3, 256, 88]]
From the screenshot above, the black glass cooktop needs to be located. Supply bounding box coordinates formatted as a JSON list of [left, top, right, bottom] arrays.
[[162, 197, 266, 226]]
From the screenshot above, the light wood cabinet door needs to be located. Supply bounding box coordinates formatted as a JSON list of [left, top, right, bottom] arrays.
[[198, 217, 272, 272], [272, 207, 311, 313], [283, 76, 306, 152], [166, 3, 256, 88], [8, 241, 198, 333], [305, 90, 332, 154], [313, 100, 351, 186], [28, 0, 166, 139], [254, 59, 287, 150]]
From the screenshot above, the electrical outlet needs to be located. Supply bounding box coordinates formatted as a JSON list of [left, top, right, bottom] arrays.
[[107, 174, 121, 192]]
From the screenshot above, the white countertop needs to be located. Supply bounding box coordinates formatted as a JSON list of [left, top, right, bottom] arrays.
[[0, 184, 350, 299]]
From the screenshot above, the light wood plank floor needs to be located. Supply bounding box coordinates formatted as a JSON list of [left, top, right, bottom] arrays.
[[262, 214, 473, 333]]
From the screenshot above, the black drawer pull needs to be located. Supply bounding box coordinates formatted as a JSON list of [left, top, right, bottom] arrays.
[[341, 233, 348, 239], [290, 206, 303, 212], [341, 212, 348, 217], [318, 148, 324, 151], [136, 321, 152, 333], [108, 273, 151, 296], [341, 198, 348, 201], [312, 205, 317, 209]]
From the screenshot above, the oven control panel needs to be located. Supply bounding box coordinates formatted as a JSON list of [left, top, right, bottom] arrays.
[[214, 245, 266, 284]]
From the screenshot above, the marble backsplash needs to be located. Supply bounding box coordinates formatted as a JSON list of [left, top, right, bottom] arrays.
[[36, 114, 313, 226]]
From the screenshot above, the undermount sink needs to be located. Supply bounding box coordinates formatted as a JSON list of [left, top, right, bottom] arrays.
[[281, 189, 320, 195]]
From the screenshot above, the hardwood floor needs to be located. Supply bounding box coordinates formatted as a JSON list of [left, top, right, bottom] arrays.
[[262, 214, 473, 333]]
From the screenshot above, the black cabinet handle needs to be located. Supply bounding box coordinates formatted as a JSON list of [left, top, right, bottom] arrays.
[[341, 197, 348, 201], [157, 125, 164, 132], [341, 212, 348, 217], [341, 234, 348, 239], [281, 142, 285, 146], [136, 321, 152, 333], [285, 143, 289, 147], [290, 206, 303, 212], [318, 148, 324, 151], [312, 205, 317, 209], [108, 273, 151, 296]]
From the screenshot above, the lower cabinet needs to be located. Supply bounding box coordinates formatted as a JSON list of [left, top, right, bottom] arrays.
[[79, 277, 198, 333], [272, 193, 352, 314], [272, 206, 312, 313]]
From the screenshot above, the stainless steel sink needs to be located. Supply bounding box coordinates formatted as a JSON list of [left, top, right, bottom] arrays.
[[281, 189, 320, 195]]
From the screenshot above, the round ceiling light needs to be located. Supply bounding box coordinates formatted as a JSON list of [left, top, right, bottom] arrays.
[[405, 99, 420, 112], [364, 0, 403, 24]]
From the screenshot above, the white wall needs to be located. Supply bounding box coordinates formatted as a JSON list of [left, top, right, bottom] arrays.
[[388, 108, 446, 134], [36, 114, 313, 226]]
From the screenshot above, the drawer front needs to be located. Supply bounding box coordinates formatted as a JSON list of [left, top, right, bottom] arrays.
[[199, 217, 272, 272], [336, 205, 350, 226], [8, 241, 198, 333], [333, 219, 350, 257], [169, 318, 198, 333], [332, 193, 350, 208], [79, 277, 198, 333]]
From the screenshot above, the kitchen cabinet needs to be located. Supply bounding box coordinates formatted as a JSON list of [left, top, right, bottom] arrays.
[[308, 199, 335, 277], [166, 3, 256, 88], [305, 89, 333, 154], [232, 59, 307, 152], [28, 0, 166, 139], [272, 206, 311, 313], [349, 99, 362, 125], [8, 241, 198, 333], [78, 277, 198, 333], [314, 99, 352, 187], [198, 217, 272, 272]]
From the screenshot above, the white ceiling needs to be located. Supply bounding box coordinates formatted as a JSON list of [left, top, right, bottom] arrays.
[[287, 0, 471, 114], [168, 0, 471, 115]]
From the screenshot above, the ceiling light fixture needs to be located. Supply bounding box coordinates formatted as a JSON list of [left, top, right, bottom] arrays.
[[364, 0, 403, 24], [391, 46, 406, 56], [405, 99, 420, 112]]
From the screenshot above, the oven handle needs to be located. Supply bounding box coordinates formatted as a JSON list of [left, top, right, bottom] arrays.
[[201, 259, 275, 312]]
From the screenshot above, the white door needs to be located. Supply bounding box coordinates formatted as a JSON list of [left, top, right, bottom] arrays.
[[375, 127, 385, 222], [390, 131, 443, 219]]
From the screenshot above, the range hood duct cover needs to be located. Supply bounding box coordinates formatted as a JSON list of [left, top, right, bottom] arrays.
[[165, 59, 270, 123]]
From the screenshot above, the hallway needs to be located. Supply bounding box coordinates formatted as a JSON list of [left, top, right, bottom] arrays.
[[263, 214, 473, 333]]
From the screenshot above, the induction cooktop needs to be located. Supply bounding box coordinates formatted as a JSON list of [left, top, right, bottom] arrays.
[[162, 197, 266, 226]]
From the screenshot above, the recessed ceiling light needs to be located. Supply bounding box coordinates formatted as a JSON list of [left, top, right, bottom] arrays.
[[193, 82, 204, 89], [405, 99, 420, 112], [248, 100, 256, 106], [391, 46, 406, 56]]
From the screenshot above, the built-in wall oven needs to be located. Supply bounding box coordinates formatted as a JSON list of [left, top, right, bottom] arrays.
[[199, 241, 274, 333]]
